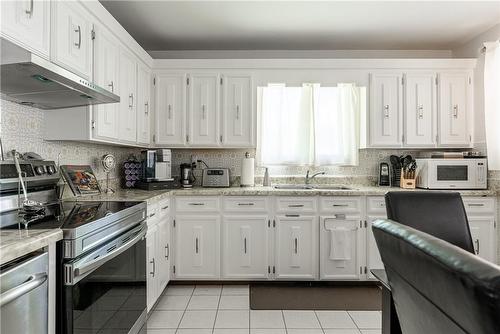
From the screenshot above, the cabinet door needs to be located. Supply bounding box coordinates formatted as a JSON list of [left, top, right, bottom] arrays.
[[93, 24, 119, 140], [221, 216, 270, 279], [51, 0, 92, 78], [320, 217, 364, 280], [366, 216, 385, 279], [137, 65, 151, 145], [222, 75, 253, 147], [275, 215, 318, 280], [438, 73, 470, 147], [157, 218, 171, 294], [369, 73, 403, 147], [155, 74, 186, 145], [119, 49, 137, 142], [1, 0, 50, 58], [174, 215, 220, 279], [404, 73, 436, 147], [188, 74, 219, 146], [146, 225, 158, 312], [469, 217, 496, 263]]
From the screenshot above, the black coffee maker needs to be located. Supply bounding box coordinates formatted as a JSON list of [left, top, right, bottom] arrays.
[[180, 163, 196, 188]]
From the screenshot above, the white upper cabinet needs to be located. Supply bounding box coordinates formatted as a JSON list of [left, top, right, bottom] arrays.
[[221, 75, 253, 147], [1, 0, 50, 58], [404, 73, 436, 147], [438, 72, 471, 147], [221, 216, 270, 279], [369, 73, 403, 147], [93, 24, 120, 140], [155, 74, 186, 146], [51, 0, 93, 78], [188, 74, 220, 146], [137, 64, 151, 145], [119, 48, 137, 143]]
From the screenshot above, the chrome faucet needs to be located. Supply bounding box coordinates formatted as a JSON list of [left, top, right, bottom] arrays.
[[305, 170, 326, 185]]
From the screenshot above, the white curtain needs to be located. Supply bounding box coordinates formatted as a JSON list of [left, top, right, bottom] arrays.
[[258, 83, 362, 166], [484, 41, 500, 170]]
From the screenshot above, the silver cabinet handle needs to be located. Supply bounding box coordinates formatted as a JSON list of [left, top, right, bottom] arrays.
[[167, 104, 172, 119], [195, 238, 199, 254], [453, 105, 459, 118], [285, 214, 300, 218], [332, 204, 349, 207], [288, 204, 304, 208], [236, 105, 240, 120], [238, 203, 254, 206], [129, 94, 134, 108], [189, 203, 205, 206], [418, 105, 424, 119], [108, 81, 114, 93], [161, 205, 169, 210], [201, 105, 206, 119], [468, 203, 484, 207], [148, 212, 156, 218], [244, 238, 247, 254], [74, 25, 81, 48], [150, 258, 155, 277], [25, 0, 34, 17], [294, 238, 298, 254], [0, 273, 47, 307], [384, 105, 390, 118], [145, 102, 149, 114], [475, 239, 480, 254], [334, 213, 346, 219], [165, 244, 169, 259]]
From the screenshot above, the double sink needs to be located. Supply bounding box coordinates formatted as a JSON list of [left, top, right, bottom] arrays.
[[273, 184, 354, 190]]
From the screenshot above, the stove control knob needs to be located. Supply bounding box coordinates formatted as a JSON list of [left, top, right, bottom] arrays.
[[34, 166, 45, 175], [46, 165, 56, 175]]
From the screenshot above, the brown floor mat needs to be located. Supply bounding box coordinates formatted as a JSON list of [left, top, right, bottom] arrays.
[[250, 283, 382, 310]]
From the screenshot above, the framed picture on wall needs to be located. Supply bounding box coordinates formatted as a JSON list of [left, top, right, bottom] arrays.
[[60, 165, 102, 196]]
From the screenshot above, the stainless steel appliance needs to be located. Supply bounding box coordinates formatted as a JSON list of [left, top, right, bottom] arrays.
[[0, 38, 119, 109], [416, 158, 487, 190], [0, 158, 148, 334], [141, 149, 172, 182], [202, 168, 230, 188], [0, 251, 49, 334], [180, 163, 195, 188], [378, 162, 390, 186]]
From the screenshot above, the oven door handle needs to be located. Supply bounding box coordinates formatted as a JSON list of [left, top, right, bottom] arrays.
[[69, 223, 147, 284], [0, 273, 47, 307]]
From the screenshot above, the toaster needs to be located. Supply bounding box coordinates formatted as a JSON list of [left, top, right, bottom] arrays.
[[202, 168, 230, 187]]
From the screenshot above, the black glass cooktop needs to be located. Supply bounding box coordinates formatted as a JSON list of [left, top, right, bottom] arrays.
[[1, 201, 143, 230]]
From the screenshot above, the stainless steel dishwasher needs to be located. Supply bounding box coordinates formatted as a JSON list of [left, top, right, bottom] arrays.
[[0, 251, 48, 334]]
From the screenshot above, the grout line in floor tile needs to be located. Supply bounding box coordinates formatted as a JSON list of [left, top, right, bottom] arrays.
[[346, 311, 362, 332], [174, 285, 195, 333], [313, 310, 326, 334], [281, 309, 288, 334]]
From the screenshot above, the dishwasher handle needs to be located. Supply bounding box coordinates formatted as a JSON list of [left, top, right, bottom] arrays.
[[0, 272, 47, 307]]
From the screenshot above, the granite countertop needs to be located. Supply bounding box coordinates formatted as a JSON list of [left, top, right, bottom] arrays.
[[73, 185, 498, 203], [0, 229, 62, 265]]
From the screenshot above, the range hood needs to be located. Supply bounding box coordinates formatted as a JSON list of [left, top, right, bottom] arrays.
[[0, 38, 120, 109]]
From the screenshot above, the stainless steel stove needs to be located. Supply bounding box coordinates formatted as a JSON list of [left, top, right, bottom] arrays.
[[0, 159, 148, 334]]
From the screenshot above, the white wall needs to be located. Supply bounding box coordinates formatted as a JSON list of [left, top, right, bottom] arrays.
[[453, 23, 500, 149]]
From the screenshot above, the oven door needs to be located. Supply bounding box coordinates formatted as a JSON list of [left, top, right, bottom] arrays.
[[59, 223, 147, 334], [430, 161, 476, 189]]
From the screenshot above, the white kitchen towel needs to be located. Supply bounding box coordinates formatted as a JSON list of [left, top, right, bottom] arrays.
[[329, 228, 351, 261]]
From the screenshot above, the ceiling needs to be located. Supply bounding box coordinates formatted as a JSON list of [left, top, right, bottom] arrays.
[[99, 1, 500, 52]]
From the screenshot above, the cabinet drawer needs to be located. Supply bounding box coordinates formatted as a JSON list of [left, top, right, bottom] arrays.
[[147, 202, 160, 226], [276, 197, 317, 213], [223, 197, 269, 212], [366, 196, 386, 214], [462, 197, 495, 214], [175, 197, 220, 212], [319, 197, 363, 214], [158, 199, 171, 217]]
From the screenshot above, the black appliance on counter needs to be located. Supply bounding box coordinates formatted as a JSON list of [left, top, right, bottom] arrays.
[[0, 159, 147, 334]]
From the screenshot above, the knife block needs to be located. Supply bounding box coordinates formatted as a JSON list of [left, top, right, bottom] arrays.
[[400, 169, 416, 189]]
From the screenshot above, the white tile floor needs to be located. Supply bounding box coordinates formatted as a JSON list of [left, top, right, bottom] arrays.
[[141, 284, 382, 334]]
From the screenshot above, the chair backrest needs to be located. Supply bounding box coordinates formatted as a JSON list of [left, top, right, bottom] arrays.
[[372, 219, 500, 334], [385, 191, 474, 253]]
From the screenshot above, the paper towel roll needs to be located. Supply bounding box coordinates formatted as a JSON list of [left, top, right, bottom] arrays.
[[240, 154, 255, 187]]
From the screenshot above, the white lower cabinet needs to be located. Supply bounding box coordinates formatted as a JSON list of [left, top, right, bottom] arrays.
[[221, 216, 270, 279], [146, 223, 158, 312], [173, 215, 220, 279], [275, 215, 318, 280], [320, 216, 364, 280], [365, 216, 385, 279], [468, 216, 497, 263]]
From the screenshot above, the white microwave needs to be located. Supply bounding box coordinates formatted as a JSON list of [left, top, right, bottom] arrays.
[[415, 158, 487, 190]]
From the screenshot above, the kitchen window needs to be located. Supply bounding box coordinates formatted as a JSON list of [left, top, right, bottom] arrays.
[[257, 83, 366, 166]]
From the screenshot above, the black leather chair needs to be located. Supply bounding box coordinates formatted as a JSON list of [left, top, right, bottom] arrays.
[[372, 219, 500, 334], [385, 191, 474, 253]]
